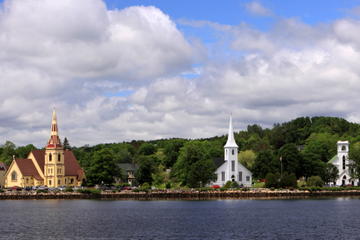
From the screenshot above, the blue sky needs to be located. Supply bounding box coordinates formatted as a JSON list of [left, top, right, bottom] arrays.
[[104, 0, 360, 27]]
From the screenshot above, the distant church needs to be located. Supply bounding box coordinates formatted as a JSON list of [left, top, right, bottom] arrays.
[[5, 110, 85, 188], [329, 141, 358, 186], [212, 116, 252, 187]]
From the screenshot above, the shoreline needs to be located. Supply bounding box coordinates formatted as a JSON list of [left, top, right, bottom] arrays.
[[2, 189, 360, 200]]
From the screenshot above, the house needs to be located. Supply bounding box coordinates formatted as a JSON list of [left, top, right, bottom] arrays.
[[117, 163, 138, 186], [328, 141, 358, 186], [0, 162, 7, 188], [212, 116, 252, 187], [4, 110, 85, 188]]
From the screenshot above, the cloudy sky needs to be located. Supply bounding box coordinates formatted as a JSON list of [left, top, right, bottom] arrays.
[[1, 0, 360, 147]]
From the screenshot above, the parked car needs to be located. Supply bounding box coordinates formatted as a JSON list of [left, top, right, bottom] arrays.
[[24, 186, 32, 191], [10, 186, 22, 191]]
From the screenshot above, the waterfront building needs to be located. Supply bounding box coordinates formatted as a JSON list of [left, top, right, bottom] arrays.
[[329, 141, 358, 186], [4, 110, 85, 188], [0, 162, 7, 188], [212, 116, 252, 187], [116, 163, 138, 186]]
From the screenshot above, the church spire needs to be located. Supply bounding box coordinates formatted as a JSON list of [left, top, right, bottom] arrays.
[[46, 109, 62, 149], [224, 114, 238, 148]]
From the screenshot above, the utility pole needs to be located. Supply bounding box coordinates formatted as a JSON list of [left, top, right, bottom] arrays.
[[280, 156, 283, 180]]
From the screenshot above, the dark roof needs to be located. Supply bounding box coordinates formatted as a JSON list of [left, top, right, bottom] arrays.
[[15, 158, 42, 180], [64, 150, 85, 179], [0, 162, 7, 171], [118, 163, 138, 171], [31, 149, 45, 172], [213, 157, 225, 168]]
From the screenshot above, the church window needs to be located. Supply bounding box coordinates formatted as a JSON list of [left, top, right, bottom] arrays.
[[65, 178, 67, 184], [49, 153, 52, 162], [58, 180, 61, 185], [238, 171, 242, 181], [246, 176, 250, 182], [26, 178, 29, 184], [342, 145, 346, 151], [11, 171, 17, 181], [231, 161, 235, 171], [221, 172, 225, 182], [232, 149, 235, 155], [58, 154, 61, 162], [343, 156, 346, 170], [49, 180, 52, 186]]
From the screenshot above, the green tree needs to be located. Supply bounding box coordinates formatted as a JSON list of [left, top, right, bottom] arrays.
[[323, 163, 339, 185], [172, 140, 215, 187], [279, 143, 303, 177], [16, 144, 36, 158], [306, 176, 324, 187], [238, 150, 256, 170], [87, 148, 120, 185], [280, 173, 297, 188], [252, 150, 277, 179], [138, 143, 156, 156], [265, 172, 280, 188], [163, 139, 185, 168], [349, 142, 360, 184], [135, 155, 156, 185], [0, 141, 16, 166], [63, 137, 71, 150]]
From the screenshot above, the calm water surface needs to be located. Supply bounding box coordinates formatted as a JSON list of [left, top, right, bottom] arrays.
[[0, 198, 359, 239]]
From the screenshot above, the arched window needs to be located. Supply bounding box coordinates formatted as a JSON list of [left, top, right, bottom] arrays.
[[342, 145, 346, 151], [49, 153, 52, 162], [58, 154, 61, 162], [232, 149, 235, 155], [11, 171, 17, 181], [343, 156, 346, 170]]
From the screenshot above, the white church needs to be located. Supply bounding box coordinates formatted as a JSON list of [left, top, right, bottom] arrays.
[[212, 116, 252, 187], [329, 141, 359, 186]]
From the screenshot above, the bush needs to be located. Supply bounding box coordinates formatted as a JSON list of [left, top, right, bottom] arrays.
[[77, 188, 101, 195], [307, 176, 324, 187], [64, 187, 73, 192], [165, 182, 171, 189], [265, 173, 280, 188], [223, 181, 233, 189], [231, 181, 240, 188], [280, 173, 297, 188], [36, 189, 48, 193]]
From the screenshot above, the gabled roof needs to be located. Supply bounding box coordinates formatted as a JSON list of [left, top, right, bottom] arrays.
[[213, 157, 225, 169], [31, 149, 45, 172], [14, 158, 42, 180], [0, 162, 7, 171], [118, 163, 138, 171], [64, 150, 84, 179], [328, 155, 338, 164]]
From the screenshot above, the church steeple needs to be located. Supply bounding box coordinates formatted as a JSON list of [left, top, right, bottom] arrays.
[[224, 115, 238, 148], [46, 109, 62, 149]]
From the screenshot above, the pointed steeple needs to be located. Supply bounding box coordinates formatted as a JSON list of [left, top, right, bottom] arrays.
[[46, 109, 62, 149], [224, 115, 238, 148]]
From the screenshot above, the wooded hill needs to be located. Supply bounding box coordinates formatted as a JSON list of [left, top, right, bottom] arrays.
[[1, 116, 360, 187]]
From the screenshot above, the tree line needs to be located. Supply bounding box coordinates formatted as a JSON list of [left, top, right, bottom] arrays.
[[2, 116, 360, 188]]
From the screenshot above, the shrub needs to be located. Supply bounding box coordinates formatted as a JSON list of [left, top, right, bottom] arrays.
[[64, 187, 73, 192], [77, 188, 101, 195], [36, 189, 48, 193], [223, 181, 233, 189], [307, 176, 324, 187], [265, 173, 280, 188], [230, 181, 240, 188], [280, 173, 297, 188], [165, 182, 171, 189]]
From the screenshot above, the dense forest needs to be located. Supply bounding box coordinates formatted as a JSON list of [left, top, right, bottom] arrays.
[[2, 116, 360, 188]]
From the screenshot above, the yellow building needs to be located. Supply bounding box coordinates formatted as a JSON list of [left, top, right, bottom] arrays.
[[5, 110, 85, 188]]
